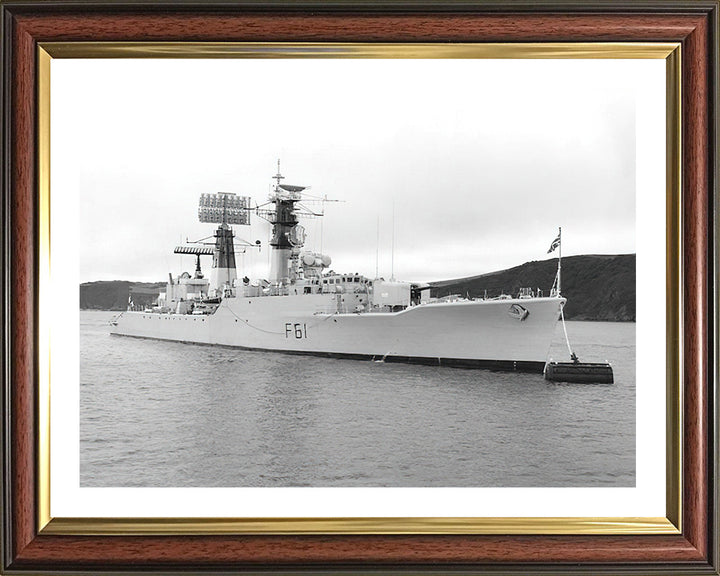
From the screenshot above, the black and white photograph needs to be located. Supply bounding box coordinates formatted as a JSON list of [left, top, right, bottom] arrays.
[[49, 56, 662, 495]]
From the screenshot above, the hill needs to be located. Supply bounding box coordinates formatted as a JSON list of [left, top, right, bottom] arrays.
[[80, 254, 635, 321], [430, 254, 635, 321], [80, 281, 165, 311]]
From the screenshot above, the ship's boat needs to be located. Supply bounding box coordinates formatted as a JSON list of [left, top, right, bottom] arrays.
[[111, 163, 567, 373]]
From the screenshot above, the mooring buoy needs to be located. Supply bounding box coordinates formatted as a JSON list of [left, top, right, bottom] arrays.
[[544, 361, 614, 384]]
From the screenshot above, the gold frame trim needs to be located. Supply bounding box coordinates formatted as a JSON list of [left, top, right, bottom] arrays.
[[38, 46, 52, 533], [40, 41, 679, 59], [36, 41, 682, 536], [665, 45, 683, 531], [42, 516, 677, 536]]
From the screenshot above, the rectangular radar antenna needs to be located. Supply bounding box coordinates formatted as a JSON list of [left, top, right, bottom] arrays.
[[198, 192, 251, 226]]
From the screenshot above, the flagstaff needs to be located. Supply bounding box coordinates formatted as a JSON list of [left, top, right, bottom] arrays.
[[558, 226, 562, 296], [547, 227, 562, 297]]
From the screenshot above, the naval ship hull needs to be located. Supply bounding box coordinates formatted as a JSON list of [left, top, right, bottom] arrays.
[[111, 295, 565, 372]]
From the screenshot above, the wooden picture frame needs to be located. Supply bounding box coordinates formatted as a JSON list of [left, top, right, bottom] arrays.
[[1, 1, 717, 573]]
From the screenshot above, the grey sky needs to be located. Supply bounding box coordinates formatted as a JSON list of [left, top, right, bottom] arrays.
[[51, 58, 649, 284]]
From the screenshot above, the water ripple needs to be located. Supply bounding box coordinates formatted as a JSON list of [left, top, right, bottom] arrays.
[[80, 311, 635, 488]]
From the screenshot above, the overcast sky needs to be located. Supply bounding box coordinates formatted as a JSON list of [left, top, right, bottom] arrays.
[[51, 58, 655, 284]]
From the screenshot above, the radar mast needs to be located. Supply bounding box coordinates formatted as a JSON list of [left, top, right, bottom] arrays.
[[197, 191, 251, 296], [259, 160, 312, 284]]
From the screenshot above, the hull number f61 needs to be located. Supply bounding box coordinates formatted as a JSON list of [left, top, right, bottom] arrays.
[[285, 323, 308, 339]]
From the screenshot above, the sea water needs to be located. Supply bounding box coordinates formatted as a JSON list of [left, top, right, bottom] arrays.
[[80, 311, 635, 487]]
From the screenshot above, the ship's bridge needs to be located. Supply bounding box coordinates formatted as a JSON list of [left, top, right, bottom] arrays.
[[319, 273, 371, 294]]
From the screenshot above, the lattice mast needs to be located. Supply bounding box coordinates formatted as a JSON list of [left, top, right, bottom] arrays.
[[264, 160, 308, 284]]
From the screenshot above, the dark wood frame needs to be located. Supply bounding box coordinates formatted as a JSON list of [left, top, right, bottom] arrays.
[[1, 1, 717, 574]]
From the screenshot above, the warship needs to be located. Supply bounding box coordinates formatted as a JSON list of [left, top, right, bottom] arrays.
[[110, 163, 567, 372]]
